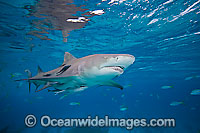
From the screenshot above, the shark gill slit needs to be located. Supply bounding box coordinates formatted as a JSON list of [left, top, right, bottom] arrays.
[[56, 65, 71, 76], [43, 73, 51, 77]]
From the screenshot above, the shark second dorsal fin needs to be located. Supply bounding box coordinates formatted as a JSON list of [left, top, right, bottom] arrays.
[[63, 52, 77, 64], [37, 65, 43, 74]]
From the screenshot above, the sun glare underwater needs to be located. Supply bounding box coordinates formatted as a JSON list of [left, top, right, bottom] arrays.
[[0, 0, 200, 132]]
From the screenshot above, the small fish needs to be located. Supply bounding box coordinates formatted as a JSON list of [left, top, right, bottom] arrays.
[[136, 100, 139, 103], [190, 89, 200, 95], [59, 94, 68, 100], [150, 93, 153, 97], [10, 74, 15, 78], [35, 96, 44, 99], [11, 72, 23, 78], [13, 72, 23, 76], [191, 107, 196, 110], [139, 92, 143, 95], [170, 101, 184, 106], [0, 104, 11, 113], [69, 102, 80, 106], [156, 94, 160, 100], [16, 82, 23, 88], [161, 86, 173, 89], [184, 76, 193, 80], [124, 84, 132, 88], [24, 98, 33, 104], [120, 105, 128, 111], [112, 97, 115, 101], [195, 75, 200, 78], [121, 94, 125, 98]]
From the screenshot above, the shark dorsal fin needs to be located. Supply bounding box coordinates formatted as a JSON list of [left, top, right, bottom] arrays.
[[63, 52, 77, 64], [37, 65, 43, 74]]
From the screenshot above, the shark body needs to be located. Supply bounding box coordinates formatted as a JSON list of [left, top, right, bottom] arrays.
[[23, 52, 135, 95]]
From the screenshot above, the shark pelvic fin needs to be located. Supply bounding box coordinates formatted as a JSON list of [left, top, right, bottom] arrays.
[[36, 82, 51, 92], [36, 82, 58, 92], [63, 52, 77, 64], [37, 65, 43, 74], [33, 83, 40, 92], [101, 80, 123, 90]]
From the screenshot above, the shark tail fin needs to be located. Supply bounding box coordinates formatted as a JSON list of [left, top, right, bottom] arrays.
[[15, 69, 32, 93], [15, 69, 41, 93]]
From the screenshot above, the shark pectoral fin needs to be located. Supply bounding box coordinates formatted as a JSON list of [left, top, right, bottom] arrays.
[[101, 80, 123, 90]]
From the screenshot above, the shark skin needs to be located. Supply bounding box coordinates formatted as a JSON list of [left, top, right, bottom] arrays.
[[22, 52, 135, 95]]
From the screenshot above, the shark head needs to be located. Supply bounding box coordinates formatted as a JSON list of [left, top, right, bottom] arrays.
[[99, 54, 135, 74], [82, 54, 135, 80]]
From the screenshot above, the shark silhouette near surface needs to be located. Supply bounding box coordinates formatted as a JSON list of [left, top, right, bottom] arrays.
[[20, 52, 135, 95]]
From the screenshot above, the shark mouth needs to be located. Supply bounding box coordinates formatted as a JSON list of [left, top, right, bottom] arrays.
[[104, 66, 124, 73]]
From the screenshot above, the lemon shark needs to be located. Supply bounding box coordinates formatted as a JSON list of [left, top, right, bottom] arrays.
[[20, 52, 135, 95]]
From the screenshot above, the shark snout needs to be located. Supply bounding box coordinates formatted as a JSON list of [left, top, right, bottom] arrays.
[[128, 54, 135, 64], [107, 54, 135, 70], [120, 54, 135, 65]]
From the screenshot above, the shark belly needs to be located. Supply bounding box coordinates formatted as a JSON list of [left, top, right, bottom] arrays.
[[80, 66, 120, 87]]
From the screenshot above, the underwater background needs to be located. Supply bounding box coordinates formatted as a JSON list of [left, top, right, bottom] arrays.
[[0, 0, 200, 132]]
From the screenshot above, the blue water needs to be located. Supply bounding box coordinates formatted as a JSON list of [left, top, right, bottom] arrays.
[[0, 0, 200, 132]]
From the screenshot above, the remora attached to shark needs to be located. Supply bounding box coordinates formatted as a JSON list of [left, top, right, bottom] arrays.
[[21, 52, 135, 95]]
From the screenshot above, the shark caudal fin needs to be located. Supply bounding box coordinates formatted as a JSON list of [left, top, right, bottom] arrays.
[[14, 69, 32, 93], [15, 66, 43, 93]]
